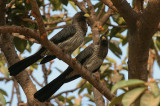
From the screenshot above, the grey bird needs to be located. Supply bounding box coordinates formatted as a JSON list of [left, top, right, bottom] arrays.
[[9, 12, 88, 76], [34, 35, 108, 102]]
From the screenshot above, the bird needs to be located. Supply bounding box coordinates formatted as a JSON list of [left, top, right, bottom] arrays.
[[8, 12, 88, 76], [34, 35, 108, 102]]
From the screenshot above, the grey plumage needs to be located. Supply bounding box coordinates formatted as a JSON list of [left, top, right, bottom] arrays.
[[34, 35, 108, 102], [9, 12, 87, 76]]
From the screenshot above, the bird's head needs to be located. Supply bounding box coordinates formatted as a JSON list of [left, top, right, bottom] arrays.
[[100, 35, 108, 46], [72, 12, 88, 23]]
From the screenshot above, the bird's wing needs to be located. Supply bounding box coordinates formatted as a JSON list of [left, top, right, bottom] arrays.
[[76, 46, 94, 64], [50, 25, 77, 44]]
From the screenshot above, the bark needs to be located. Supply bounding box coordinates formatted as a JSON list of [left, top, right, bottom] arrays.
[[0, 1, 44, 105], [93, 72, 105, 106], [111, 0, 160, 81], [134, 0, 144, 12]]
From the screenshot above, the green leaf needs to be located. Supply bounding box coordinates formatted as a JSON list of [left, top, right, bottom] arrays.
[[111, 79, 145, 93], [26, 42, 33, 53], [110, 94, 124, 106], [109, 40, 122, 58], [14, 37, 27, 53], [122, 87, 146, 106], [50, 0, 62, 10], [0, 89, 8, 97], [140, 93, 160, 106], [57, 95, 65, 101], [155, 37, 160, 51], [0, 66, 9, 78], [60, 0, 68, 6], [149, 82, 160, 97], [73, 47, 80, 57], [69, 1, 78, 11], [0, 93, 6, 106], [84, 36, 92, 44], [106, 57, 116, 63]]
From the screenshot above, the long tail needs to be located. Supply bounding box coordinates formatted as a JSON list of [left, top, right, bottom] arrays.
[[40, 55, 56, 64], [8, 49, 44, 76], [34, 76, 65, 102]]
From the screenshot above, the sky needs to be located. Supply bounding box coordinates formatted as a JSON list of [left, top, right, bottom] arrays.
[[0, 0, 160, 106]]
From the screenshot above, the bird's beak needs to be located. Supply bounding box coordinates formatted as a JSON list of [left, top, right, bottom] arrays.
[[84, 13, 90, 18], [102, 36, 106, 40]]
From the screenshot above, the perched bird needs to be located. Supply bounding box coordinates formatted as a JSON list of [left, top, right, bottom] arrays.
[[34, 35, 108, 102], [9, 12, 88, 76]]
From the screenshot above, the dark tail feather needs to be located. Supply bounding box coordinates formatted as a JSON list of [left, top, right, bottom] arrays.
[[40, 55, 56, 64], [34, 76, 65, 102], [9, 53, 42, 76]]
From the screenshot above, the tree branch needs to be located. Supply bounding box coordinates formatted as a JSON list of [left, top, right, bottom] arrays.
[[29, 0, 46, 36], [111, 0, 138, 28], [142, 0, 160, 35], [97, 3, 105, 20], [93, 72, 105, 106], [134, 0, 144, 12], [14, 79, 22, 104], [100, 9, 113, 26], [22, 17, 71, 25], [85, 0, 96, 15], [101, 0, 118, 12], [9, 82, 15, 106], [51, 80, 86, 99]]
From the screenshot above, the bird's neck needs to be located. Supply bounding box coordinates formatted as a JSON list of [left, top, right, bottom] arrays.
[[74, 21, 87, 33], [94, 45, 108, 59]]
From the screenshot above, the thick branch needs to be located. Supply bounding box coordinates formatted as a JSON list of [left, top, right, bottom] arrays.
[[142, 0, 160, 34], [100, 9, 113, 26], [93, 72, 105, 106], [29, 0, 46, 36], [111, 0, 138, 28], [134, 0, 144, 12], [0, 24, 44, 106]]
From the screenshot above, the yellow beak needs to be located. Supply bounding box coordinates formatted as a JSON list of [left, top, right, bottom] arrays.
[[84, 13, 90, 18], [102, 36, 106, 40]]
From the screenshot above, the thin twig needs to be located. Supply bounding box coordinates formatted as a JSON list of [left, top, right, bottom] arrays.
[[71, 0, 87, 13], [101, 0, 118, 12], [46, 24, 71, 31], [30, 74, 43, 87], [12, 33, 39, 43], [106, 23, 127, 28], [6, 0, 16, 10], [14, 79, 22, 104], [0, 77, 13, 81], [51, 80, 86, 99], [42, 64, 48, 85], [97, 3, 105, 20], [9, 82, 15, 106], [22, 17, 71, 25], [85, 0, 96, 14]]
